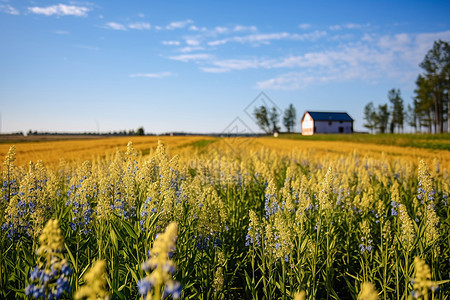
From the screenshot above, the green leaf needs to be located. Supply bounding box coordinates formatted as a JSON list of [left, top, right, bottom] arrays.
[[110, 223, 119, 250], [120, 219, 138, 240], [126, 265, 139, 285], [65, 243, 77, 273]]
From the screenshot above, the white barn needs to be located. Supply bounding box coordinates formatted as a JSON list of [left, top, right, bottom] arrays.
[[301, 111, 354, 135]]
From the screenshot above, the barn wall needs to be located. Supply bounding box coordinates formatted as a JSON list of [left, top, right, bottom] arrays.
[[301, 113, 314, 135], [314, 120, 353, 133]]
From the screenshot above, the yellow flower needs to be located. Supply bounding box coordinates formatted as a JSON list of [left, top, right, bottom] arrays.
[[37, 219, 65, 260], [358, 282, 378, 300], [75, 260, 110, 300], [411, 257, 440, 299], [139, 222, 181, 300], [293, 291, 306, 300]]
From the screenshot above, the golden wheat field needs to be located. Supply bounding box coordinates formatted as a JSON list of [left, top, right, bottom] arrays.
[[0, 136, 216, 168], [1, 135, 449, 171]]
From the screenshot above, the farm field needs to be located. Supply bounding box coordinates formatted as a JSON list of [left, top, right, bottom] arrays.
[[0, 135, 217, 168], [1, 135, 449, 299]]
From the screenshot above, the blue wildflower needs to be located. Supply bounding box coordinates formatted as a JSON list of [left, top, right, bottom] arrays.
[[138, 278, 153, 297], [164, 281, 182, 299]]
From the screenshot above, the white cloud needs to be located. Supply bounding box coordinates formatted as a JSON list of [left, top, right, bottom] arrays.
[[213, 26, 228, 34], [212, 58, 260, 71], [329, 23, 369, 31], [208, 40, 227, 46], [169, 54, 213, 62], [329, 25, 341, 31], [162, 20, 449, 90], [189, 25, 207, 32], [298, 23, 311, 30], [208, 30, 327, 46], [185, 39, 200, 46], [104, 22, 127, 31], [128, 22, 151, 30], [344, 23, 363, 29], [54, 30, 70, 35], [256, 65, 376, 90], [204, 25, 256, 36], [0, 4, 19, 15], [28, 4, 90, 17], [199, 67, 230, 73], [256, 72, 309, 90], [129, 72, 174, 78], [255, 30, 450, 90], [178, 46, 204, 53], [233, 25, 258, 32], [138, 13, 145, 18], [162, 40, 181, 46], [166, 19, 193, 30]]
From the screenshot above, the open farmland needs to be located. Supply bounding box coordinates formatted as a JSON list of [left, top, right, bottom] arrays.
[[1, 135, 449, 299], [0, 135, 217, 168]]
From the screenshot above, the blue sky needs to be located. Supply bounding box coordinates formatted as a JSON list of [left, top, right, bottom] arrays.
[[1, 0, 449, 134]]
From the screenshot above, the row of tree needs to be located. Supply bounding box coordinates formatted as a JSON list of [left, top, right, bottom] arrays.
[[25, 127, 146, 136], [253, 104, 297, 134], [363, 89, 405, 133], [364, 39, 449, 134]]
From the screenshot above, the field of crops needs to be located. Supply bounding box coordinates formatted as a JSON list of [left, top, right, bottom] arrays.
[[1, 136, 449, 299]]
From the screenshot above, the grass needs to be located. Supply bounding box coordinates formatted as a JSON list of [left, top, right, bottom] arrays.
[[277, 133, 450, 150]]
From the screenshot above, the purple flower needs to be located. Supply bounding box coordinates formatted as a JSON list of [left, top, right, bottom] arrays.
[[138, 278, 153, 296]]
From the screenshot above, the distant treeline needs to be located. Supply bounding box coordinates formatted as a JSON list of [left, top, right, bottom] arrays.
[[363, 39, 449, 134], [3, 129, 265, 138]]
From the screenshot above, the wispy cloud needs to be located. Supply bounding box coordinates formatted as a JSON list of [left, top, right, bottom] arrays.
[[256, 72, 310, 90], [166, 19, 193, 30], [128, 22, 151, 30], [298, 23, 311, 30], [164, 28, 450, 90], [185, 39, 200, 46], [162, 40, 181, 46], [189, 25, 207, 32], [75, 44, 100, 51], [168, 54, 213, 62], [28, 4, 90, 17], [103, 22, 127, 31], [129, 72, 174, 78], [208, 30, 327, 46], [0, 4, 19, 15], [256, 30, 450, 90], [233, 25, 258, 32], [54, 30, 70, 35], [178, 46, 205, 53], [329, 23, 369, 31]]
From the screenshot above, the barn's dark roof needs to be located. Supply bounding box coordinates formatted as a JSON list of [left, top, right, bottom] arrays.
[[305, 111, 353, 121]]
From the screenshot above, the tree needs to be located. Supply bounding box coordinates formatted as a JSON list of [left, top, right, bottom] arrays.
[[283, 104, 297, 133], [414, 75, 435, 133], [363, 102, 377, 134], [406, 103, 417, 132], [388, 89, 404, 133], [269, 107, 280, 134], [417, 40, 450, 133], [254, 106, 271, 133], [137, 127, 145, 136], [376, 104, 390, 133]]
